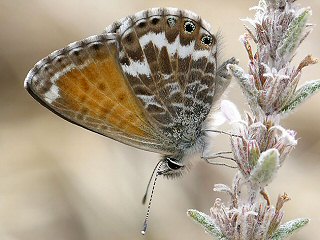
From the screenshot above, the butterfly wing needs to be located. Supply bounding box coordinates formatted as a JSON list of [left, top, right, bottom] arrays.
[[106, 8, 229, 150], [25, 8, 230, 155], [25, 34, 171, 154]]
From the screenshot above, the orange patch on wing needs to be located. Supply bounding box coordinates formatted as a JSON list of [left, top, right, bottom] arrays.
[[56, 54, 149, 137]]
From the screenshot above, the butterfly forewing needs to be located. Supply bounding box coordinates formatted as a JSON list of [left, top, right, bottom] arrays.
[[25, 34, 170, 154]]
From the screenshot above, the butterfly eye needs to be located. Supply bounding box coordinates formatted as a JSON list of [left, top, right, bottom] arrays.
[[184, 21, 196, 34], [167, 17, 177, 28], [166, 157, 183, 170], [201, 34, 213, 46]]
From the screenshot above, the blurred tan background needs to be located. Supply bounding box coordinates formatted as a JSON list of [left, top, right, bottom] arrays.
[[0, 0, 320, 239]]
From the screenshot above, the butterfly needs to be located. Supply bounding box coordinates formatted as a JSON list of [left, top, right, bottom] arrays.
[[24, 7, 235, 179]]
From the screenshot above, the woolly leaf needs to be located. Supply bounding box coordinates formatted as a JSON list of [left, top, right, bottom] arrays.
[[271, 218, 309, 240], [277, 9, 311, 58], [228, 64, 260, 112], [281, 79, 320, 113], [187, 209, 228, 240], [249, 149, 280, 187]]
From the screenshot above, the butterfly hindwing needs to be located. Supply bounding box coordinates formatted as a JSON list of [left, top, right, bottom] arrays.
[[106, 8, 221, 150]]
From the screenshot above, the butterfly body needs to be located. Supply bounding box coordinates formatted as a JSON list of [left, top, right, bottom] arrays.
[[25, 8, 235, 177]]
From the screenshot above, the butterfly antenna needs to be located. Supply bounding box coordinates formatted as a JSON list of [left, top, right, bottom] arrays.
[[142, 160, 163, 204], [141, 161, 163, 235]]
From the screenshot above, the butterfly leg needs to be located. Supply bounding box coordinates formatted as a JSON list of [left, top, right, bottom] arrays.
[[203, 129, 243, 139], [210, 57, 239, 103], [217, 57, 239, 80], [201, 151, 237, 169]]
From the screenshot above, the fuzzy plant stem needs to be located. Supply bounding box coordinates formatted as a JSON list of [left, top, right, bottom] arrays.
[[188, 0, 320, 239]]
